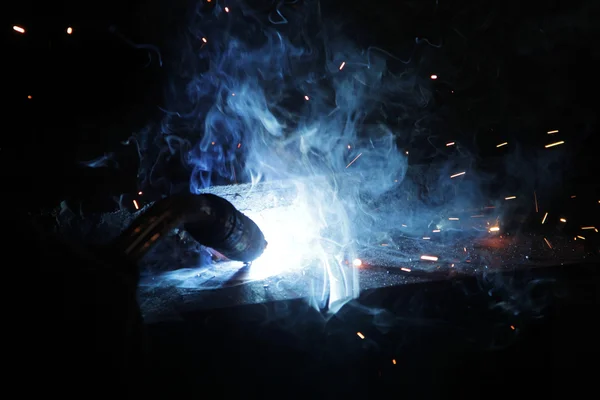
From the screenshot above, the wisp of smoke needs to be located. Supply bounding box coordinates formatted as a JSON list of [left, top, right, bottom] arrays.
[[138, 0, 431, 312]]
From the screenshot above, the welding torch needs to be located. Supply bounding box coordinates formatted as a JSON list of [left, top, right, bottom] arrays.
[[114, 193, 267, 263]]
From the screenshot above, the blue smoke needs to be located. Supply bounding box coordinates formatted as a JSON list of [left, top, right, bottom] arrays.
[[154, 1, 419, 194], [128, 1, 585, 323], [139, 0, 434, 310], [135, 0, 541, 317]]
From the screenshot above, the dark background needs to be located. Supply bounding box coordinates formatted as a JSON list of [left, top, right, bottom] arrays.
[[6, 0, 599, 214], [6, 1, 600, 397]]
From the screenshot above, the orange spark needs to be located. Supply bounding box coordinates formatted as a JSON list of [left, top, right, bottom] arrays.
[[545, 141, 564, 148]]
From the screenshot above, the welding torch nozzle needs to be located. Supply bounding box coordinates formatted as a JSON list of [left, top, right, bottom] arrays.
[[115, 193, 267, 263]]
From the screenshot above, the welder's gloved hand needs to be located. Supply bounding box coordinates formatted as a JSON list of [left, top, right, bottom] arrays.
[[5, 211, 146, 395]]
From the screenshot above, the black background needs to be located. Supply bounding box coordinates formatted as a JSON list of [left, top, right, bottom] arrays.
[[5, 1, 600, 397], [6, 0, 599, 213]]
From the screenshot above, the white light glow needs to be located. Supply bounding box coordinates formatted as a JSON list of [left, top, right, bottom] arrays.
[[244, 204, 320, 280]]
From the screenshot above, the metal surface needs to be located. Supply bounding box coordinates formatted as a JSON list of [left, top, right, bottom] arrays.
[[136, 230, 593, 322], [52, 180, 596, 322]]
